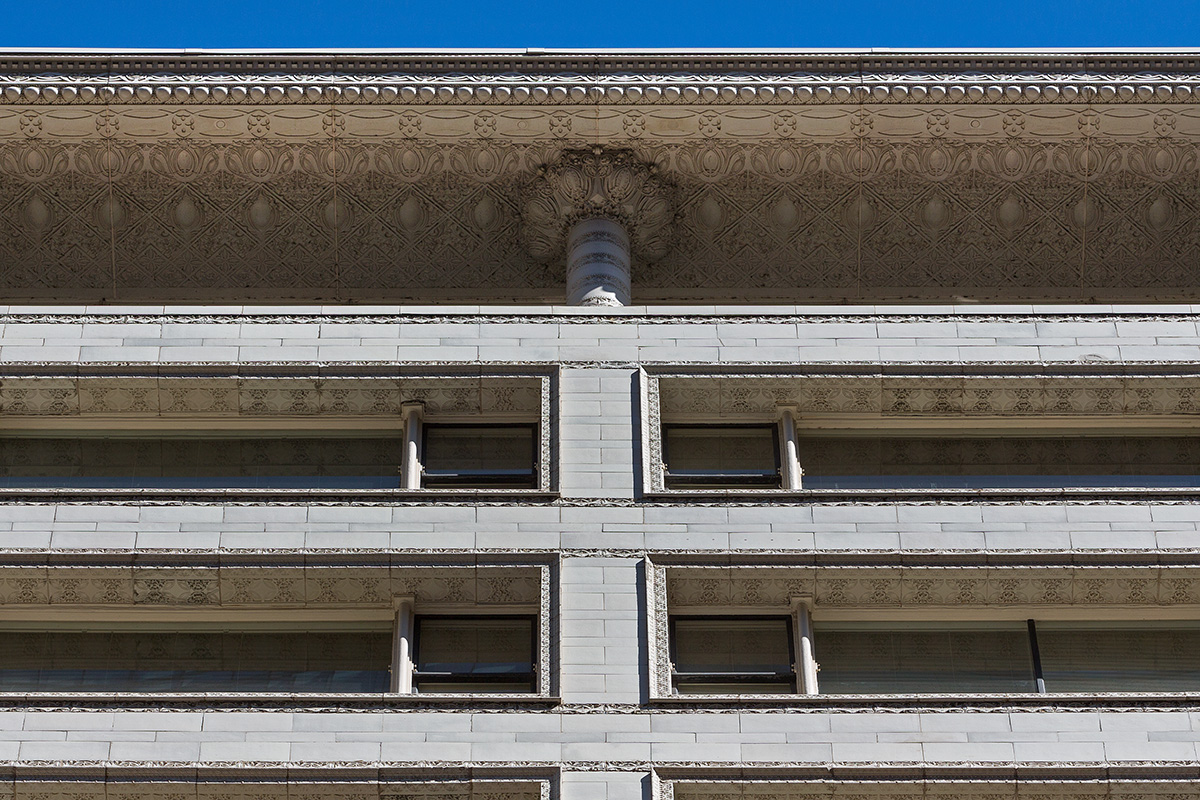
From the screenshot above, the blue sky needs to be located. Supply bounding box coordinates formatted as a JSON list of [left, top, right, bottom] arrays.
[[0, 0, 1197, 49]]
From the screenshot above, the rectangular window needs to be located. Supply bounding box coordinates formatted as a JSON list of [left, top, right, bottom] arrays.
[[0, 434, 404, 490], [1036, 622, 1200, 692], [413, 616, 537, 693], [421, 425, 538, 489], [814, 622, 1037, 694], [797, 435, 1200, 490], [670, 616, 795, 694], [0, 623, 392, 692], [663, 425, 780, 489], [665, 613, 1200, 696]]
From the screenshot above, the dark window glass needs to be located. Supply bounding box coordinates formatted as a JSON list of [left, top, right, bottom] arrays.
[[670, 616, 795, 694], [422, 425, 537, 489], [663, 425, 779, 489], [413, 616, 536, 693], [814, 623, 1037, 694], [0, 435, 404, 489], [1037, 623, 1200, 692], [0, 627, 391, 692], [796, 435, 1200, 490]]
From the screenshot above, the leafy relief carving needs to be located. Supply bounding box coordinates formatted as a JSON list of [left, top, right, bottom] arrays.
[[12, 783, 541, 800], [0, 130, 1198, 302], [522, 148, 675, 263], [664, 566, 1200, 610], [0, 376, 544, 418], [0, 564, 544, 608], [656, 376, 1200, 419]]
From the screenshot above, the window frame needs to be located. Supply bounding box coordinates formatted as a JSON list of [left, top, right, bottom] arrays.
[[0, 561, 557, 704], [668, 613, 797, 694], [642, 368, 1200, 498], [419, 422, 540, 490], [647, 559, 1200, 703], [0, 369, 557, 498], [660, 424, 782, 490], [411, 613, 540, 694]]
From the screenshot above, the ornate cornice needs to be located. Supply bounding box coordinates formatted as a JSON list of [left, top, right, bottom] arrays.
[[4, 50, 1200, 107], [1, 51, 1199, 304]]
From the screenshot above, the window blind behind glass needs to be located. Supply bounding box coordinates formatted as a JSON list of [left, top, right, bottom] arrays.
[[672, 617, 792, 675], [1037, 623, 1200, 692], [0, 629, 392, 692], [815, 624, 1037, 694], [415, 618, 534, 675], [663, 427, 778, 476]]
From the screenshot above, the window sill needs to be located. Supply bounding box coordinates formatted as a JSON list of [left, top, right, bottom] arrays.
[[0, 691, 562, 708], [0, 487, 559, 502], [650, 691, 1200, 708]]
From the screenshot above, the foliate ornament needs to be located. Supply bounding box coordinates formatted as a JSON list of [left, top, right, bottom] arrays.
[[474, 111, 497, 137], [521, 148, 676, 263], [18, 110, 41, 138], [926, 110, 950, 137], [1001, 110, 1025, 137], [1078, 109, 1101, 137], [849, 109, 873, 137], [96, 110, 119, 138], [247, 110, 270, 137], [548, 111, 571, 138], [773, 111, 797, 137], [698, 111, 722, 137], [398, 110, 422, 137], [1153, 110, 1177, 137], [323, 109, 346, 137], [623, 111, 646, 137], [171, 110, 195, 137]]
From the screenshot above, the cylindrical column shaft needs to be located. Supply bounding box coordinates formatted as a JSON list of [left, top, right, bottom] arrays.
[[793, 597, 819, 695], [390, 596, 415, 693], [401, 402, 423, 490], [779, 406, 802, 490], [566, 217, 631, 306]]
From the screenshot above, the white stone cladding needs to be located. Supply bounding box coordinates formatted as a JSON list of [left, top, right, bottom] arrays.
[[2, 303, 1200, 797]]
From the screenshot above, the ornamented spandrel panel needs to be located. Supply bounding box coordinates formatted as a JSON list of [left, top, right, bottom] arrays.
[[0, 565, 544, 608], [664, 566, 1200, 610], [10, 784, 540, 800], [0, 376, 544, 418], [655, 375, 1200, 421]]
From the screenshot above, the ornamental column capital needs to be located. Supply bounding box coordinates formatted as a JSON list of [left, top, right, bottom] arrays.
[[521, 147, 676, 265]]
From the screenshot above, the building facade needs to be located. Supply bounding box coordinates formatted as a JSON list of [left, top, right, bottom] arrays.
[[0, 48, 1199, 800]]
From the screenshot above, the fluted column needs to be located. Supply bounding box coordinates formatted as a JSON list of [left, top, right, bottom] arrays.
[[566, 218, 631, 306]]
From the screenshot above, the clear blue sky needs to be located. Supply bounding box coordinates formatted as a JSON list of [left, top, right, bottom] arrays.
[[0, 0, 1197, 49]]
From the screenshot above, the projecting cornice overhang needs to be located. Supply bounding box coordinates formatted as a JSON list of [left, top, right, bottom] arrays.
[[1, 50, 1198, 304]]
